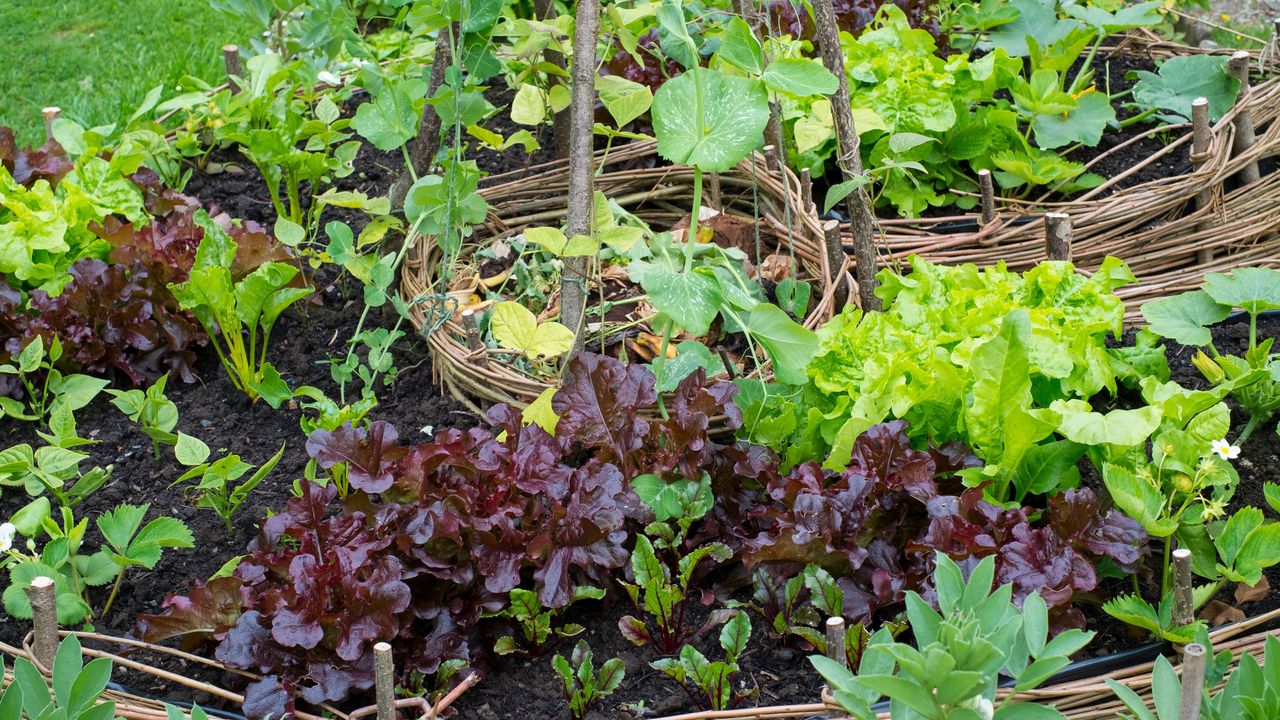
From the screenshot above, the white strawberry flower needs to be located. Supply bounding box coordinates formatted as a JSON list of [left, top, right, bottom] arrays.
[[1211, 438, 1241, 461], [0, 522, 16, 553]]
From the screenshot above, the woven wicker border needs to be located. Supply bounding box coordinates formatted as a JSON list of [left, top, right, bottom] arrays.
[[0, 630, 477, 720], [401, 140, 837, 420], [650, 607, 1280, 720], [858, 36, 1280, 321]]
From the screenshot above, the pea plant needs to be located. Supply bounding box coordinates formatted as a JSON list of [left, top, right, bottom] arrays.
[[641, 0, 832, 401]]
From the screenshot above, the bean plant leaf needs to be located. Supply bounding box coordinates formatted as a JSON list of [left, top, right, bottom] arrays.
[[511, 83, 547, 125], [596, 75, 653, 127], [175, 433, 212, 466], [824, 176, 873, 214], [652, 68, 770, 172], [523, 227, 598, 257], [1141, 290, 1230, 346], [652, 341, 723, 392], [1131, 55, 1240, 122], [490, 301, 576, 360]]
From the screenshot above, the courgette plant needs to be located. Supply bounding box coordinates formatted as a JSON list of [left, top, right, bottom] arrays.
[[1142, 267, 1280, 445]]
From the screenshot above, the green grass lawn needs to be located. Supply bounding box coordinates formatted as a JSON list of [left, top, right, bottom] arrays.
[[0, 0, 259, 146]]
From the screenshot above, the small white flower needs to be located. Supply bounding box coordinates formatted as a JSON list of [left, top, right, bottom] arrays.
[[1211, 438, 1241, 461], [317, 71, 341, 86], [961, 696, 994, 720], [0, 523, 16, 553], [352, 58, 371, 69]]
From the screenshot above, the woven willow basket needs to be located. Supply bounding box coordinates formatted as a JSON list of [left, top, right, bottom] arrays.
[[853, 35, 1280, 322], [400, 140, 837, 423]]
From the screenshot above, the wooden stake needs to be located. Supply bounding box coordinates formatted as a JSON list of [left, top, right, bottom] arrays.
[[28, 576, 58, 669], [560, 0, 601, 353], [811, 0, 879, 310], [534, 0, 571, 159], [1044, 213, 1073, 261], [374, 642, 395, 720], [1227, 51, 1261, 185], [41, 107, 61, 144], [1178, 643, 1207, 720], [766, 101, 786, 170], [222, 45, 243, 95], [717, 347, 738, 380], [800, 168, 814, 215], [978, 169, 995, 226], [762, 144, 781, 174], [823, 219, 848, 313], [388, 25, 456, 212], [1190, 97, 1215, 265], [708, 172, 723, 211], [1173, 548, 1195, 627], [825, 617, 847, 670], [460, 309, 488, 367]]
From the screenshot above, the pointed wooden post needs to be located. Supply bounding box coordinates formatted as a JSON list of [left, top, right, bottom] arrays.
[[1227, 51, 1260, 185], [27, 576, 58, 669], [374, 642, 395, 720], [978, 169, 995, 226], [811, 0, 879, 310], [823, 219, 848, 313], [825, 617, 847, 669]]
